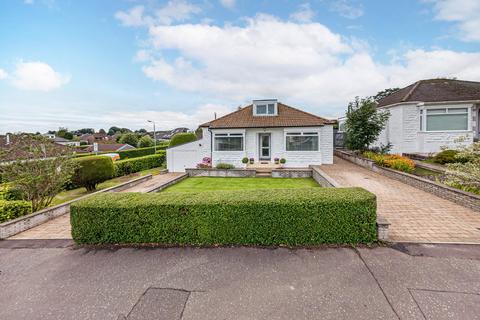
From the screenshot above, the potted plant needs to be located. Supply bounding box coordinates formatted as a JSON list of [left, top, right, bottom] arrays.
[[249, 157, 254, 164], [279, 158, 286, 167], [274, 157, 280, 164], [242, 157, 249, 164]]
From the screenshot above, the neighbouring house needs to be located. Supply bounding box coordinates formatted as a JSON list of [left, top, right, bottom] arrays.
[[53, 136, 81, 147], [79, 133, 109, 144], [152, 127, 190, 141], [372, 79, 480, 155], [167, 99, 335, 172], [84, 143, 135, 153]]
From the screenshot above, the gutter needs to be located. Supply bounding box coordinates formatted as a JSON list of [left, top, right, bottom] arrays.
[[378, 100, 480, 109]]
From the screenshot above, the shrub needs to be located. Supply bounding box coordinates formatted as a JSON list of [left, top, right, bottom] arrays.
[[70, 187, 377, 245], [118, 146, 154, 160], [0, 199, 32, 223], [216, 163, 235, 169], [363, 152, 415, 173], [0, 184, 24, 201], [432, 149, 468, 165], [280, 158, 286, 164], [118, 133, 139, 147], [169, 132, 197, 148], [444, 142, 480, 194], [72, 156, 115, 191], [242, 157, 249, 164], [114, 152, 165, 177], [138, 135, 154, 148]]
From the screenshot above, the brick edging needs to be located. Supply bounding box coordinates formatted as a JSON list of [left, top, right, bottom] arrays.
[[335, 150, 480, 212], [0, 174, 153, 239]]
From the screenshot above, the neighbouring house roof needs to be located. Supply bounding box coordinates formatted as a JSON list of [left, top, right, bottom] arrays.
[[54, 137, 71, 143], [84, 143, 135, 152], [377, 79, 480, 107], [200, 103, 334, 129]]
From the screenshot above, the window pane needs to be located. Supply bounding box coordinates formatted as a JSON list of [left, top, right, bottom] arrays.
[[267, 104, 275, 114], [426, 114, 468, 131], [448, 108, 468, 113], [427, 108, 446, 114], [215, 137, 243, 151], [256, 105, 266, 114], [286, 136, 318, 151]]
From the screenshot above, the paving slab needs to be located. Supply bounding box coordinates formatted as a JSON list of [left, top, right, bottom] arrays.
[[125, 288, 189, 320]]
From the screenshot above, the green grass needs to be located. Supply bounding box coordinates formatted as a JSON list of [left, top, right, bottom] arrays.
[[162, 177, 320, 193], [413, 167, 441, 178], [50, 166, 165, 206]]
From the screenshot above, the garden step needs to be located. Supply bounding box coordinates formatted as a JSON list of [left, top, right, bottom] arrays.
[[256, 172, 272, 177]]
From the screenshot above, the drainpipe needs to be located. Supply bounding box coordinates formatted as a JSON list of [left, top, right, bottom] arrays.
[[208, 127, 213, 164]]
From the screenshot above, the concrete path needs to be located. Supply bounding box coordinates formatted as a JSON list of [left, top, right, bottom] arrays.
[[0, 244, 479, 319], [321, 157, 480, 244], [9, 173, 184, 240]]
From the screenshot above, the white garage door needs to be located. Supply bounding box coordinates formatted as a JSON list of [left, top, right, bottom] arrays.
[[167, 149, 202, 172]]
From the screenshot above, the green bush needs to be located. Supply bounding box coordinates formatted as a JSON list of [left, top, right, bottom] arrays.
[[216, 163, 235, 169], [114, 152, 165, 177], [71, 187, 377, 245], [138, 135, 154, 148], [118, 133, 139, 147], [0, 199, 32, 223], [432, 149, 468, 165], [72, 156, 115, 191], [0, 184, 24, 201], [169, 132, 196, 148], [117, 145, 168, 160]]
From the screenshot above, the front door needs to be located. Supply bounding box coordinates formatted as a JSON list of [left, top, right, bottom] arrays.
[[259, 133, 271, 160]]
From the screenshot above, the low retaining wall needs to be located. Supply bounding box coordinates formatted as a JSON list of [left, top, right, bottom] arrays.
[[335, 150, 480, 212], [0, 174, 153, 239], [145, 173, 188, 193], [271, 169, 312, 178], [186, 168, 256, 177], [310, 166, 340, 188]]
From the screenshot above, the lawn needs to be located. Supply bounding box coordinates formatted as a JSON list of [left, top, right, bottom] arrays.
[[162, 177, 320, 193], [50, 167, 165, 206]]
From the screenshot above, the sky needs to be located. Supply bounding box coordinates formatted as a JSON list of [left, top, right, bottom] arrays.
[[1, 0, 480, 134]]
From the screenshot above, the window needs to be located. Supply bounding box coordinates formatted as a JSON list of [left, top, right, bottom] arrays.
[[286, 132, 318, 151], [256, 104, 267, 114], [425, 107, 468, 131], [214, 133, 244, 151], [254, 101, 276, 115]]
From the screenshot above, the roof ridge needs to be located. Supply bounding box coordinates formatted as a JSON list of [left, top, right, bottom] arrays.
[[278, 102, 334, 123], [402, 80, 421, 102], [201, 104, 251, 127]]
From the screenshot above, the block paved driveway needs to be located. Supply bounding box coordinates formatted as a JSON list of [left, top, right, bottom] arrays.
[[320, 157, 480, 243], [9, 173, 184, 240]]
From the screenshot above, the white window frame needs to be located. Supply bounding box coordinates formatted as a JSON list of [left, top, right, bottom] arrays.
[[420, 105, 471, 132], [253, 100, 278, 116], [284, 131, 319, 152], [213, 132, 245, 152]]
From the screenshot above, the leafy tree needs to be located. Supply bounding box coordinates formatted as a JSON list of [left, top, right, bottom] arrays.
[[98, 128, 106, 134], [138, 135, 154, 148], [108, 126, 131, 135], [0, 135, 77, 211], [136, 128, 147, 134], [373, 88, 400, 102], [345, 97, 390, 151], [57, 128, 73, 140], [119, 133, 139, 147], [76, 128, 95, 135]]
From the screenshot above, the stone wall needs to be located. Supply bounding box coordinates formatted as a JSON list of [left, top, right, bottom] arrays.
[[271, 169, 312, 178], [186, 168, 256, 177], [0, 174, 154, 239], [335, 150, 480, 212], [310, 166, 340, 187]]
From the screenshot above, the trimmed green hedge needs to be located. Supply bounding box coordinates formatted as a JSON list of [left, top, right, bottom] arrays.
[[73, 156, 115, 191], [71, 187, 377, 245], [0, 199, 32, 223], [118, 145, 168, 160], [114, 152, 166, 176], [169, 132, 197, 148]]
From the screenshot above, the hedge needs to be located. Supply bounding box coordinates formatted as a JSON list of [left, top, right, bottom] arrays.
[[169, 132, 197, 148], [114, 152, 166, 176], [0, 199, 32, 223], [72, 156, 115, 191], [70, 187, 377, 245]]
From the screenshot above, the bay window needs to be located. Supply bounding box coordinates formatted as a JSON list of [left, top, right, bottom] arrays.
[[286, 132, 319, 151], [214, 133, 244, 151], [425, 107, 468, 131]]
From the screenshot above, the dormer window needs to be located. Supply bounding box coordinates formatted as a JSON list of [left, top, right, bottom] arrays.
[[253, 99, 278, 116]]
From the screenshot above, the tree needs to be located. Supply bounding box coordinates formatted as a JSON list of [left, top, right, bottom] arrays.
[[98, 128, 106, 134], [72, 156, 114, 191], [136, 128, 147, 134], [119, 133, 139, 147], [0, 135, 77, 211], [57, 128, 73, 140], [138, 135, 154, 148], [169, 132, 197, 148], [373, 88, 400, 102], [345, 97, 390, 151]]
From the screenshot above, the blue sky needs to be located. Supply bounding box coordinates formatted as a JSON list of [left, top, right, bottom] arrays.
[[1, 0, 479, 133]]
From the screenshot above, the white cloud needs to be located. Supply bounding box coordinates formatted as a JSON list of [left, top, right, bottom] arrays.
[[10, 61, 70, 91], [429, 0, 480, 41], [24, 0, 34, 4], [330, 0, 364, 19], [219, 0, 235, 9], [0, 69, 8, 80], [115, 0, 201, 27], [290, 3, 315, 23]]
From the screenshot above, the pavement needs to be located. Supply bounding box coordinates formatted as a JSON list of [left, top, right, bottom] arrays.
[[321, 157, 480, 244], [0, 243, 479, 319]]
